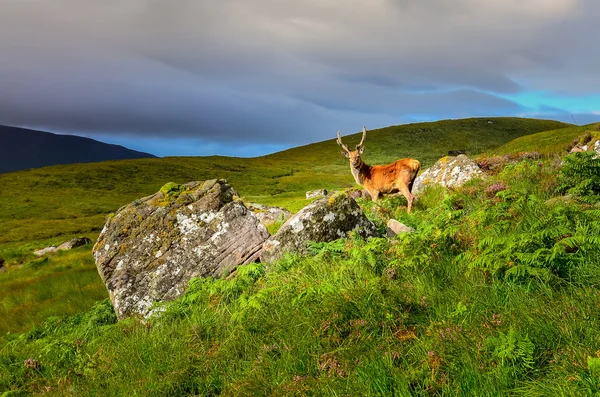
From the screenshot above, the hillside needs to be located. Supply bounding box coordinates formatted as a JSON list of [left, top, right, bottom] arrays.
[[2, 132, 600, 395], [491, 123, 600, 155], [0, 125, 156, 174], [0, 117, 569, 250]]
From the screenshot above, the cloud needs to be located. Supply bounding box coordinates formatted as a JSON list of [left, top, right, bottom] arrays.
[[0, 0, 598, 154]]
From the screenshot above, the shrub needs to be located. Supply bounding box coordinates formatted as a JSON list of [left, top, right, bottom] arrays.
[[484, 182, 509, 198], [557, 152, 600, 202]]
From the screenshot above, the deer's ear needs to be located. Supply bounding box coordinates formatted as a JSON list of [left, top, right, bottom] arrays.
[[341, 150, 349, 158], [357, 146, 365, 155]]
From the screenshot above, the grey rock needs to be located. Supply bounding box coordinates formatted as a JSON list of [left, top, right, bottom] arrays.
[[33, 237, 92, 256], [386, 219, 415, 237], [306, 189, 328, 199], [260, 192, 378, 263], [34, 246, 58, 256], [57, 237, 92, 251], [595, 140, 600, 157], [346, 188, 371, 200], [93, 179, 269, 320], [413, 154, 485, 194], [246, 203, 292, 226]]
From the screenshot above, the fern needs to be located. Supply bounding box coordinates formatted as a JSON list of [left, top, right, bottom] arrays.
[[486, 328, 535, 375]]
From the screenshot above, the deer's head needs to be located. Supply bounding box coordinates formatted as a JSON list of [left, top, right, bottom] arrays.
[[337, 126, 366, 168]]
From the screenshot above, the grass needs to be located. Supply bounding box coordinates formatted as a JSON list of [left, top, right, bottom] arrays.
[[491, 123, 600, 156], [0, 117, 568, 335], [0, 117, 568, 251], [2, 152, 600, 395], [0, 245, 107, 337], [6, 116, 600, 395]]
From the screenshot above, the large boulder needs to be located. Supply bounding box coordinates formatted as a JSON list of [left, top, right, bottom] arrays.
[[260, 192, 378, 263], [413, 154, 484, 194], [93, 179, 269, 319]]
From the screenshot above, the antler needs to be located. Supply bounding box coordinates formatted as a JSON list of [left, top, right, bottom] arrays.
[[356, 126, 367, 150], [337, 131, 350, 153]]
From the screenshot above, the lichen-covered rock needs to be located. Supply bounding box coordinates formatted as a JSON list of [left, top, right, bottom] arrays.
[[594, 140, 600, 157], [306, 189, 328, 199], [246, 203, 292, 226], [34, 246, 58, 256], [260, 192, 378, 263], [386, 219, 415, 236], [93, 179, 269, 319], [347, 188, 371, 200], [34, 237, 92, 256], [413, 154, 484, 194], [58, 237, 92, 251]]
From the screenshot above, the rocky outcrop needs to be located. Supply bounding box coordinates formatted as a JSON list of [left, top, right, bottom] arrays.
[[34, 237, 92, 256], [306, 189, 328, 199], [93, 179, 269, 319], [413, 154, 484, 194], [246, 203, 292, 226], [386, 219, 415, 237], [260, 192, 378, 263]]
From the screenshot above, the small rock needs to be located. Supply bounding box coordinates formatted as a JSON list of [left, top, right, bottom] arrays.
[[34, 237, 92, 256], [306, 189, 328, 199], [246, 203, 292, 226], [34, 246, 58, 256], [57, 237, 92, 251], [570, 146, 584, 153], [386, 219, 415, 236], [347, 188, 371, 200], [594, 140, 600, 157]]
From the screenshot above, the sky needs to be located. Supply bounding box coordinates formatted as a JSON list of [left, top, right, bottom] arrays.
[[1, 0, 599, 157]]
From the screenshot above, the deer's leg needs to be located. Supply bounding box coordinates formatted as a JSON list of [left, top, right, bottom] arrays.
[[399, 184, 414, 213], [368, 189, 379, 202]]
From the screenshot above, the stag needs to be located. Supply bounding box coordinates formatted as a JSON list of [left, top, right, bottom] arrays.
[[337, 126, 420, 213]]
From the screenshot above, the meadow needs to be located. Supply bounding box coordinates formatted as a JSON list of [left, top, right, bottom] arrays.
[[3, 117, 600, 395]]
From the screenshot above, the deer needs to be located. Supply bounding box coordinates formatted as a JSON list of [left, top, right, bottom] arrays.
[[337, 126, 421, 213]]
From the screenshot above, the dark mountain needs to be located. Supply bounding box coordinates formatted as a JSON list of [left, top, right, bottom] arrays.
[[0, 125, 156, 173]]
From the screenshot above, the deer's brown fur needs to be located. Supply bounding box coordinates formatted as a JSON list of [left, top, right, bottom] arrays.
[[337, 126, 420, 213]]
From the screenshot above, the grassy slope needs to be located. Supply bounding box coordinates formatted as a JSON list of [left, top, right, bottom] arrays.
[[2, 151, 600, 395], [491, 123, 600, 156], [0, 117, 568, 248], [0, 117, 570, 336]]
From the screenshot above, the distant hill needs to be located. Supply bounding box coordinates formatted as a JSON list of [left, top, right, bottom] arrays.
[[491, 123, 600, 156], [0, 125, 156, 173]]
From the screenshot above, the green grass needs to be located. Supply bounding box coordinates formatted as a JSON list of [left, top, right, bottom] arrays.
[[0, 245, 107, 336], [6, 116, 600, 395], [2, 153, 600, 395], [491, 123, 600, 156], [0, 117, 568, 251]]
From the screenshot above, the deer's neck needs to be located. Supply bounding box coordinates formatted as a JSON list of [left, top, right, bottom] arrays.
[[350, 160, 371, 186]]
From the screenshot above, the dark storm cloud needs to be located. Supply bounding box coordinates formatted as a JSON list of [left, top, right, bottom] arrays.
[[0, 0, 598, 153]]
